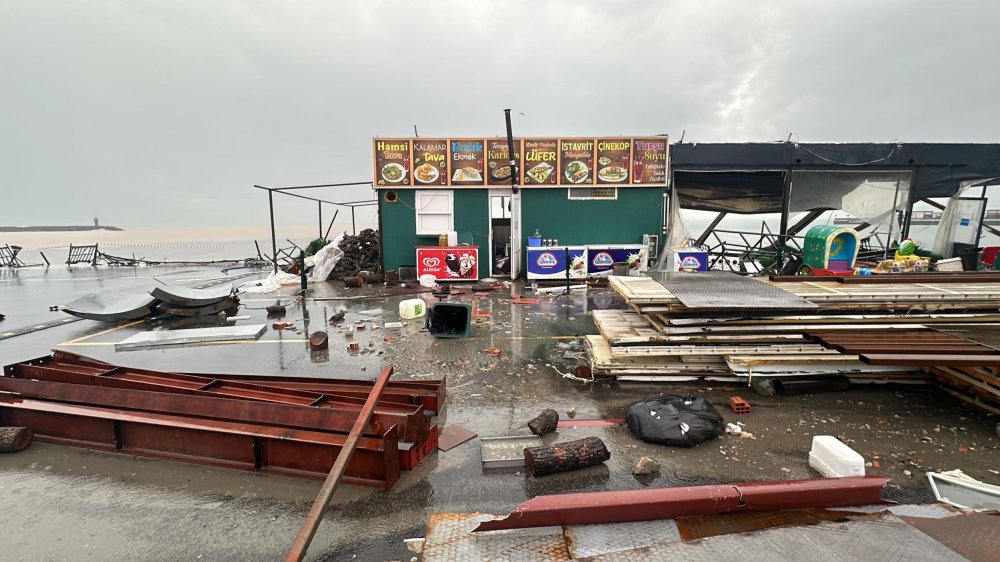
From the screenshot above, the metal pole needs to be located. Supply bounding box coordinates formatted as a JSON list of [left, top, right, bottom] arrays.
[[884, 180, 901, 259], [504, 109, 518, 194], [777, 170, 792, 272], [318, 201, 323, 242], [351, 207, 357, 235], [285, 366, 394, 562], [269, 189, 278, 274]]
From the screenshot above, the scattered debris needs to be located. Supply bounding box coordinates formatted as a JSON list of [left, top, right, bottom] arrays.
[[524, 436, 610, 476], [527, 408, 559, 436], [328, 309, 346, 323], [0, 426, 33, 453], [483, 347, 502, 358], [355, 321, 367, 330], [384, 321, 404, 329], [566, 407, 576, 418], [438, 425, 477, 452], [481, 436, 542, 469], [512, 297, 540, 305], [309, 331, 329, 351], [928, 469, 1000, 511], [632, 456, 660, 475], [728, 396, 751, 414], [348, 341, 361, 352], [626, 395, 724, 447], [266, 304, 286, 317], [809, 435, 865, 478], [725, 423, 742, 435], [116, 324, 267, 351], [272, 321, 295, 330], [556, 418, 623, 428]]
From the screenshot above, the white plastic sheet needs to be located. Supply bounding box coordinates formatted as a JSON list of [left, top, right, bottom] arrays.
[[309, 233, 345, 283], [789, 171, 911, 240]]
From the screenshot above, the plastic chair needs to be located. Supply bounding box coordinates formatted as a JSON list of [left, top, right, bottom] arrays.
[[981, 246, 1000, 270]]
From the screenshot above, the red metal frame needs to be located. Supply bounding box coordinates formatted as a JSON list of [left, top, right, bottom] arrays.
[[0, 397, 400, 489], [474, 476, 889, 532]]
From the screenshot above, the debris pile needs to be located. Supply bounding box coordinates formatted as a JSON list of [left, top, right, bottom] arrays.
[[62, 283, 239, 322], [330, 229, 380, 280], [587, 272, 1000, 405]]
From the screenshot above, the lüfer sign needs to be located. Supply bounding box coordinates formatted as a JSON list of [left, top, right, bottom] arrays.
[[372, 136, 667, 187]]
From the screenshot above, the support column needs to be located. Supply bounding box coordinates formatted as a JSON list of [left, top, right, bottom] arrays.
[[269, 189, 278, 274], [777, 170, 792, 272]]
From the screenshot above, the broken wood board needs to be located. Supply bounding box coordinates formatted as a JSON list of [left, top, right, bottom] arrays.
[[115, 324, 266, 351]]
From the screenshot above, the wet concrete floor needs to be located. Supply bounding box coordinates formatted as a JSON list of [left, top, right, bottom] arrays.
[[0, 266, 997, 560]]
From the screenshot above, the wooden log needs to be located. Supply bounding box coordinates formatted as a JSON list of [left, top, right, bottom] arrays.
[[0, 427, 33, 453], [527, 408, 559, 436], [524, 436, 610, 476], [309, 331, 329, 351]]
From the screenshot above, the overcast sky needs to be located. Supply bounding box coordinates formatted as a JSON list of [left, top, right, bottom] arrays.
[[2, 0, 997, 228]]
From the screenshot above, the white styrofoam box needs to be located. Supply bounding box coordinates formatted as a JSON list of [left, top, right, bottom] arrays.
[[936, 257, 963, 272], [809, 435, 865, 478]]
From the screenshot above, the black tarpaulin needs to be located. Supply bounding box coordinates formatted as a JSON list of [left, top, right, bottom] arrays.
[[670, 143, 1000, 214]]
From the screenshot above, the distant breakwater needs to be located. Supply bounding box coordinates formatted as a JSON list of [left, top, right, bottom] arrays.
[[0, 226, 123, 232]]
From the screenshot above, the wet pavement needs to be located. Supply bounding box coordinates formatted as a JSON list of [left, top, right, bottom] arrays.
[[0, 266, 998, 560]]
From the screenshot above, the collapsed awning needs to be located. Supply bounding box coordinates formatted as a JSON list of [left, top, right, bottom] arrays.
[[670, 143, 1000, 214]]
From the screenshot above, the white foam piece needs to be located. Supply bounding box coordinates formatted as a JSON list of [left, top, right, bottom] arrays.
[[809, 435, 865, 478]]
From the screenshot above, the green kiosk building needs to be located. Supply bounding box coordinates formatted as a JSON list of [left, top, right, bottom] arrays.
[[373, 136, 668, 280]]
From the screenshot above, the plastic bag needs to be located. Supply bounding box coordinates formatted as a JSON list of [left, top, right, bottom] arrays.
[[626, 395, 724, 447]]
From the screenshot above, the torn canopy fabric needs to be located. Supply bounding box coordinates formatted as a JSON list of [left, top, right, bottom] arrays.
[[670, 143, 1000, 214]]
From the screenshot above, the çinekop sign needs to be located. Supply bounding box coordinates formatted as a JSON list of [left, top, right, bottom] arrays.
[[373, 136, 668, 188]]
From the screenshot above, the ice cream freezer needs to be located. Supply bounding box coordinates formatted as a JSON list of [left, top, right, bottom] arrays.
[[416, 246, 479, 281], [586, 244, 649, 277], [526, 246, 587, 280]]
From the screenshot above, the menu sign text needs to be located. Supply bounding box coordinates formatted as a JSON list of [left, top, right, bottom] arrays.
[[449, 140, 485, 186], [374, 139, 411, 187], [633, 138, 669, 184], [522, 139, 559, 185], [559, 139, 596, 185], [412, 140, 448, 186], [486, 139, 520, 186], [372, 136, 666, 187], [595, 139, 631, 184]]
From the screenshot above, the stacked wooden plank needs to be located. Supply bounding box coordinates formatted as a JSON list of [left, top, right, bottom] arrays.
[[591, 274, 1000, 384], [806, 327, 1000, 414]]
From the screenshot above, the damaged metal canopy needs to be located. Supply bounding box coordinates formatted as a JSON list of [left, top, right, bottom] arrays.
[[115, 324, 266, 350], [62, 293, 160, 321], [150, 283, 236, 307]]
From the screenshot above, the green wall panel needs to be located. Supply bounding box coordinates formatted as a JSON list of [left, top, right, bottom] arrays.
[[378, 189, 490, 270], [378, 187, 663, 273], [520, 187, 664, 245]]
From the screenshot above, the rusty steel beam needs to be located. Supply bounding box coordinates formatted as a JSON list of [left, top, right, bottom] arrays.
[[10, 363, 425, 416], [861, 353, 1000, 367], [0, 376, 428, 442], [0, 397, 399, 489], [34, 352, 447, 413], [474, 476, 889, 532], [286, 365, 394, 562]]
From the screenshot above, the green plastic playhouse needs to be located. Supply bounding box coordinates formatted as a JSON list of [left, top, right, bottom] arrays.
[[802, 225, 860, 274]]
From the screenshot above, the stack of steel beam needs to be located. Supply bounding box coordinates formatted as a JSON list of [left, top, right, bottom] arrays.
[[1, 351, 445, 490]]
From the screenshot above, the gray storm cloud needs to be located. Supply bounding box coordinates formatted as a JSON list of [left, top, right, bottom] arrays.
[[1, 0, 997, 227]]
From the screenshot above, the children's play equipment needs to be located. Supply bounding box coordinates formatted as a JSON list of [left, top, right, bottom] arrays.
[[801, 225, 860, 275]]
